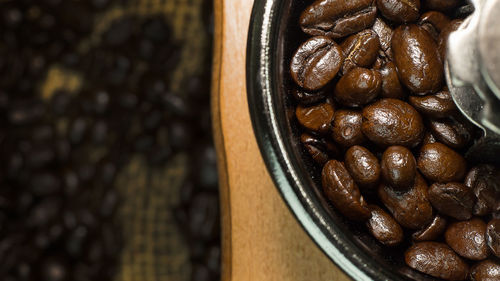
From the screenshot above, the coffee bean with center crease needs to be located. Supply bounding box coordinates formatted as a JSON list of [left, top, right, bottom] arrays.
[[345, 145, 381, 188], [428, 182, 475, 220], [381, 146, 417, 189], [413, 215, 447, 242], [486, 219, 500, 258], [377, 0, 420, 24], [445, 218, 489, 261], [465, 165, 500, 216], [470, 260, 500, 281], [362, 98, 425, 147], [392, 24, 443, 95], [340, 29, 380, 74], [300, 0, 377, 39], [290, 36, 343, 91], [295, 102, 334, 134], [418, 143, 467, 183], [334, 67, 381, 107], [378, 173, 433, 229], [322, 160, 371, 221], [429, 116, 472, 149], [405, 242, 469, 281], [366, 205, 404, 246], [332, 109, 366, 147]]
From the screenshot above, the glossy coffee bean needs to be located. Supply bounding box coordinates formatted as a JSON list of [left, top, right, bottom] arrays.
[[392, 24, 443, 95], [379, 61, 406, 99], [422, 132, 438, 145], [418, 143, 467, 183], [341, 30, 380, 74], [377, 0, 420, 24], [381, 146, 417, 189], [419, 11, 450, 40], [445, 218, 489, 261], [424, 0, 464, 12], [429, 116, 472, 149], [301, 133, 339, 166], [366, 205, 404, 246], [405, 242, 469, 281], [428, 183, 475, 220], [322, 160, 371, 221], [300, 0, 377, 39], [295, 102, 334, 134], [334, 67, 381, 107], [332, 110, 366, 147], [465, 165, 500, 216], [345, 145, 381, 188], [438, 19, 463, 62], [486, 219, 500, 258], [413, 215, 447, 242], [470, 260, 500, 281], [378, 173, 433, 229], [291, 88, 326, 105], [372, 18, 393, 58], [290, 36, 343, 91], [409, 90, 456, 119], [362, 99, 424, 147]]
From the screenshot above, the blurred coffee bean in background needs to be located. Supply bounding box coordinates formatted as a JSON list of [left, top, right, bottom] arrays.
[[0, 0, 218, 280]]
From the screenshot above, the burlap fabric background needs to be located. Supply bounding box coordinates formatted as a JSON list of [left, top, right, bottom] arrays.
[[40, 0, 211, 280]]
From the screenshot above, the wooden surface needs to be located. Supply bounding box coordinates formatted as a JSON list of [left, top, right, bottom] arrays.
[[211, 0, 352, 280]]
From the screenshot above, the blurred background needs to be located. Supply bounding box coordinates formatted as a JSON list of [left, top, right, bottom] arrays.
[[0, 0, 219, 280]]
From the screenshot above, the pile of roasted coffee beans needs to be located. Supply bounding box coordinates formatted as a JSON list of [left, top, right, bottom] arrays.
[[290, 0, 500, 280], [0, 1, 219, 281]]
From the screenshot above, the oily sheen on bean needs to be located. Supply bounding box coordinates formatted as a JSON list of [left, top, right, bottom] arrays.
[[428, 182, 475, 220], [341, 29, 380, 74], [334, 67, 381, 107], [445, 218, 489, 261], [345, 145, 381, 188], [377, 0, 420, 24], [332, 110, 366, 147], [381, 146, 417, 189], [366, 205, 404, 246], [412, 215, 447, 242]]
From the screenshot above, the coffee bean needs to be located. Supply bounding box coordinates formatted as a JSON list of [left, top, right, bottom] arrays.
[[424, 0, 464, 12], [301, 133, 339, 166], [413, 215, 447, 242], [377, 0, 420, 24], [290, 36, 343, 91], [372, 18, 393, 59], [345, 145, 381, 188], [422, 132, 438, 146], [409, 90, 456, 119], [445, 218, 489, 261], [419, 11, 450, 40], [381, 146, 417, 189], [334, 67, 381, 107], [465, 165, 500, 216], [418, 143, 467, 183], [322, 160, 371, 221], [291, 88, 326, 106], [362, 99, 425, 147], [341, 30, 380, 74], [378, 173, 433, 229], [486, 219, 500, 258], [332, 109, 366, 147], [405, 242, 469, 281], [438, 19, 463, 63], [379, 61, 406, 99], [366, 205, 404, 246], [470, 260, 500, 281], [428, 183, 475, 220], [392, 24, 443, 95], [295, 102, 335, 134], [300, 0, 377, 39], [429, 116, 472, 149]]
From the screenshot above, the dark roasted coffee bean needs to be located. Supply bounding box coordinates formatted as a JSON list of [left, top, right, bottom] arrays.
[[334, 67, 381, 107], [422, 132, 438, 145], [362, 99, 424, 147], [486, 219, 500, 258], [300, 0, 377, 39], [295, 102, 334, 134], [379, 61, 406, 99], [470, 260, 500, 281], [345, 145, 380, 188], [428, 183, 475, 220], [409, 90, 456, 119], [424, 0, 464, 12], [429, 116, 472, 149], [438, 19, 463, 62], [405, 242, 469, 281], [372, 18, 393, 59], [341, 30, 380, 74], [291, 88, 326, 105], [381, 146, 417, 189], [377, 0, 420, 24], [290, 36, 343, 91], [301, 133, 339, 166], [419, 11, 450, 40], [392, 24, 443, 95], [445, 218, 489, 261], [413, 215, 447, 242], [322, 160, 371, 221], [418, 143, 467, 183], [366, 205, 404, 246], [378, 173, 433, 229], [465, 165, 500, 216], [332, 109, 366, 147]]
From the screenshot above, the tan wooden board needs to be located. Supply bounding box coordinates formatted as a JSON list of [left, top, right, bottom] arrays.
[[211, 0, 352, 280]]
